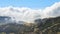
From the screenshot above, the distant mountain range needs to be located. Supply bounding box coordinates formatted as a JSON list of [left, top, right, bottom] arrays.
[[0, 16, 26, 25]]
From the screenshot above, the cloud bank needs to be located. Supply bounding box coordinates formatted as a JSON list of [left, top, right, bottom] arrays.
[[42, 2, 60, 18], [0, 2, 60, 23]]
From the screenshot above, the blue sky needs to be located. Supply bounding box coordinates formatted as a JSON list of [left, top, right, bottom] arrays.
[[0, 0, 60, 9]]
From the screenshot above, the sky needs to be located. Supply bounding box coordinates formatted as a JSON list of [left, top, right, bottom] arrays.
[[0, 0, 60, 9], [0, 0, 60, 23]]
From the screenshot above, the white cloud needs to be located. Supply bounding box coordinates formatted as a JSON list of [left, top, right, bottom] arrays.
[[0, 2, 60, 23], [42, 2, 60, 18], [0, 7, 41, 23]]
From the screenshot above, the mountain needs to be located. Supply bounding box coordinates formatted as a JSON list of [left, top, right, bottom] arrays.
[[0, 16, 11, 23], [0, 16, 12, 25], [0, 16, 60, 34], [0, 23, 34, 34], [41, 16, 60, 29], [0, 16, 26, 25]]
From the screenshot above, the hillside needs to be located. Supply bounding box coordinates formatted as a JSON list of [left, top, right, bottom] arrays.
[[0, 16, 60, 34]]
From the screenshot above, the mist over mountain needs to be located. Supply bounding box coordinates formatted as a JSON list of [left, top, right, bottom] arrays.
[[0, 16, 26, 25], [0, 2, 60, 23]]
